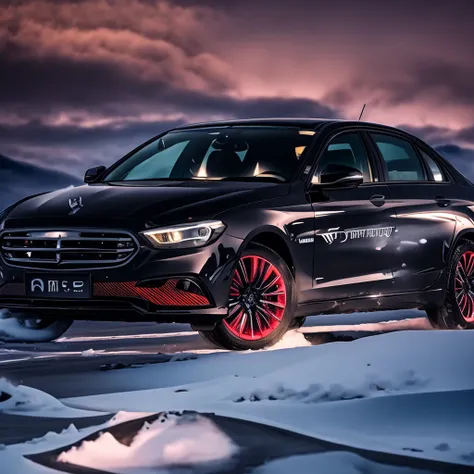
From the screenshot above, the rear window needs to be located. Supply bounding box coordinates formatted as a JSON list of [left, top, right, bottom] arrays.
[[371, 133, 426, 181]]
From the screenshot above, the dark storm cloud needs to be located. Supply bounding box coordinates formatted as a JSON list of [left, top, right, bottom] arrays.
[[1, 0, 474, 175], [0, 0, 233, 114], [0, 119, 182, 148], [400, 124, 474, 148], [455, 127, 474, 144], [0, 95, 336, 175], [328, 59, 474, 110], [1, 39, 336, 119], [0, 95, 336, 143], [0, 42, 153, 113], [436, 145, 474, 181], [402, 61, 474, 107]]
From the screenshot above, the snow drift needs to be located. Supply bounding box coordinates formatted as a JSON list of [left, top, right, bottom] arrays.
[[1, 329, 474, 473], [58, 412, 238, 472], [64, 330, 474, 467], [0, 378, 106, 418]]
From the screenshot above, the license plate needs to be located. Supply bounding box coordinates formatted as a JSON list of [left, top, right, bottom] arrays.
[[25, 274, 91, 299]]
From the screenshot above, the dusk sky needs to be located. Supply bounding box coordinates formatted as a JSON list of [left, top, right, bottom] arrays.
[[1, 0, 474, 177]]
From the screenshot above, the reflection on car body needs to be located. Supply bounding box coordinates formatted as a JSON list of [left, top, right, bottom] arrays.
[[1, 118, 474, 349]]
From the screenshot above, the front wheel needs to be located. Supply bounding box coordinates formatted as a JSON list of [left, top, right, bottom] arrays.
[[427, 242, 474, 330], [200, 246, 296, 350], [0, 310, 73, 343]]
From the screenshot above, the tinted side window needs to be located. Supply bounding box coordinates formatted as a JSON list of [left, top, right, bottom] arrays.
[[419, 149, 445, 182], [315, 133, 373, 183], [371, 133, 426, 182]]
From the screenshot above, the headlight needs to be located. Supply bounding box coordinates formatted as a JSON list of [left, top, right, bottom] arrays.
[[141, 220, 226, 248]]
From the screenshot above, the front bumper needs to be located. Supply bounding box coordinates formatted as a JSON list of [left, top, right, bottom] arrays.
[[0, 231, 243, 324]]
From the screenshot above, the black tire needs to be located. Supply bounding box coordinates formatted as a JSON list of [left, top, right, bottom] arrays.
[[289, 317, 306, 330], [426, 242, 474, 330], [0, 310, 73, 343], [200, 245, 296, 350], [198, 330, 226, 349]]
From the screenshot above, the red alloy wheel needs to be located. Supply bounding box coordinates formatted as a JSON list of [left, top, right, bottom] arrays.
[[454, 250, 474, 323], [224, 255, 287, 341]]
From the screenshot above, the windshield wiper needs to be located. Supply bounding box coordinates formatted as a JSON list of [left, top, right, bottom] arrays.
[[219, 176, 286, 183], [105, 178, 196, 185]]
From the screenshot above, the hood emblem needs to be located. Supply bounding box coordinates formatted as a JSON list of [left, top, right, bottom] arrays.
[[68, 197, 84, 215]]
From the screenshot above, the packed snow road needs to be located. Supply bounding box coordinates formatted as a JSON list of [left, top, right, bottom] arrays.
[[2, 311, 472, 474], [0, 312, 430, 398]]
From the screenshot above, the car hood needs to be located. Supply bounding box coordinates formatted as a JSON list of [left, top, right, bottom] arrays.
[[4, 181, 290, 230]]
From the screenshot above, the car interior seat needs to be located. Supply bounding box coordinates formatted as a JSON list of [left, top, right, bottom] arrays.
[[206, 150, 244, 178]]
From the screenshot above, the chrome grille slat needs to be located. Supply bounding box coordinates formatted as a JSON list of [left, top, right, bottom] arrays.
[[3, 236, 133, 242], [1, 229, 139, 269], [5, 257, 131, 265], [4, 257, 56, 264], [2, 247, 134, 253]]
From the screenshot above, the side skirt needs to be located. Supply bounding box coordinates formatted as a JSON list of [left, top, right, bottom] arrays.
[[295, 288, 445, 318]]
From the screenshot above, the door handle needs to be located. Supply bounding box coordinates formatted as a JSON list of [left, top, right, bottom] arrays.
[[435, 195, 451, 207], [370, 194, 385, 207]]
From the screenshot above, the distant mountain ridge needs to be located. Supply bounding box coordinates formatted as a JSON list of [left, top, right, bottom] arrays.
[[435, 145, 474, 181], [0, 154, 82, 210]]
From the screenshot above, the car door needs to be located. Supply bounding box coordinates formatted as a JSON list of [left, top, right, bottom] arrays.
[[366, 131, 457, 292], [309, 131, 398, 301]]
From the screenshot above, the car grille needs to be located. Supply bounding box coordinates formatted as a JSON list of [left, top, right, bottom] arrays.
[[1, 230, 139, 269]]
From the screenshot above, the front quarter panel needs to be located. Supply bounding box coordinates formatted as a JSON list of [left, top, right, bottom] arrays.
[[218, 182, 316, 300]]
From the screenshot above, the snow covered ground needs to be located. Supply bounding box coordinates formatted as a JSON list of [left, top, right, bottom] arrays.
[[0, 379, 106, 419], [1, 329, 474, 473]]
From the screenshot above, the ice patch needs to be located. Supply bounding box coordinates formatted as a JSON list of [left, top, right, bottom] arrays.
[[58, 413, 238, 472]]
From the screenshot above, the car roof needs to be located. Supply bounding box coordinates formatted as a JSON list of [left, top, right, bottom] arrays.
[[174, 117, 410, 134], [175, 118, 333, 129]]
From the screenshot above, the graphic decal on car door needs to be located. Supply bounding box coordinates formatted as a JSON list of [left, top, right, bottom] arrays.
[[317, 225, 396, 245]]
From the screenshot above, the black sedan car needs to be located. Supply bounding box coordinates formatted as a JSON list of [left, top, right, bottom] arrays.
[[1, 118, 474, 350]]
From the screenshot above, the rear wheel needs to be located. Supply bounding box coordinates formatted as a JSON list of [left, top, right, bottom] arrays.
[[200, 246, 296, 350], [0, 310, 73, 342], [427, 242, 474, 329]]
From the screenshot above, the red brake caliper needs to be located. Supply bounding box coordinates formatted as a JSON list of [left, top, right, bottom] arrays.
[[224, 255, 287, 340], [455, 251, 474, 323]]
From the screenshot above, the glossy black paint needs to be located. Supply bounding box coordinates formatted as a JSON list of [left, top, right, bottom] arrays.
[[2, 119, 474, 325], [315, 164, 363, 188], [84, 166, 106, 183]]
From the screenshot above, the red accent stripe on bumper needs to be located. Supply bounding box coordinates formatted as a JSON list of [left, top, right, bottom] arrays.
[[93, 280, 210, 307]]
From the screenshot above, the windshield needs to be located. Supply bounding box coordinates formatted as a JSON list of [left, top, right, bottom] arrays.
[[103, 127, 315, 182]]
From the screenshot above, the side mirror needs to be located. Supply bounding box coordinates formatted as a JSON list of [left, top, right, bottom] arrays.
[[84, 166, 106, 184], [312, 164, 363, 189]]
